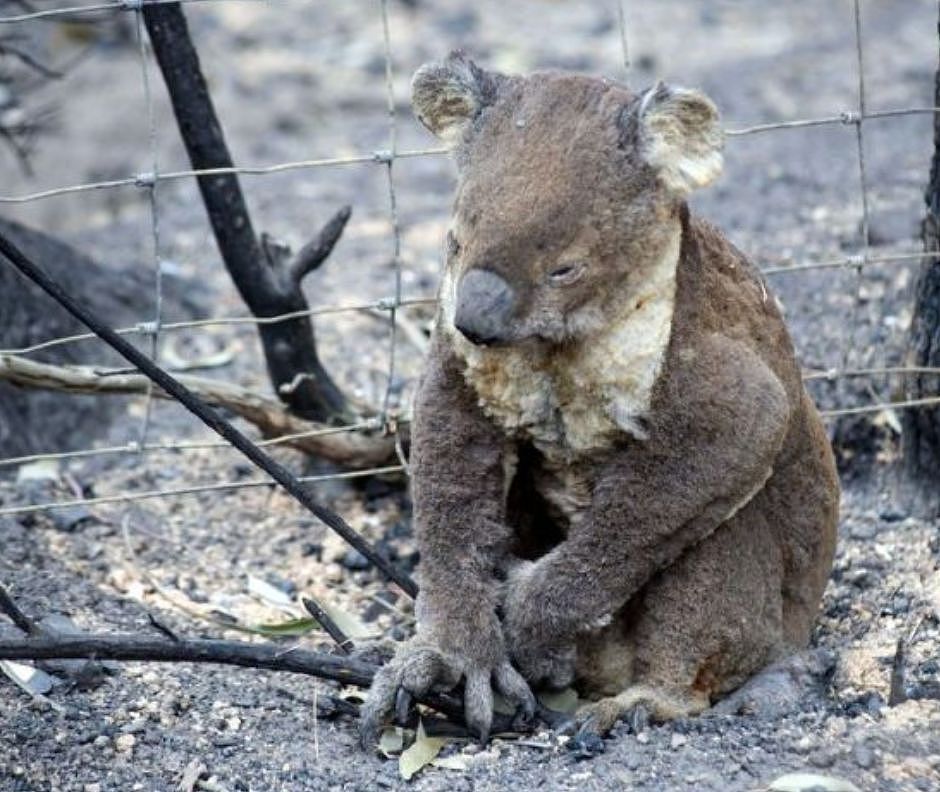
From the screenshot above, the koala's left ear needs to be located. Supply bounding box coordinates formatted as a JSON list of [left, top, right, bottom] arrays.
[[635, 82, 724, 195], [411, 51, 499, 144]]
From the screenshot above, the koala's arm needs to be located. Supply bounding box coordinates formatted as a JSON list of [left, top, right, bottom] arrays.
[[504, 334, 792, 674], [361, 334, 533, 745]]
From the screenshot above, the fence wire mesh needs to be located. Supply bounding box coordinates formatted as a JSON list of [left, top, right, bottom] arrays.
[[1, 0, 939, 519]]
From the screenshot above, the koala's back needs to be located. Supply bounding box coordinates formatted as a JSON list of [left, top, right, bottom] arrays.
[[666, 213, 838, 641]]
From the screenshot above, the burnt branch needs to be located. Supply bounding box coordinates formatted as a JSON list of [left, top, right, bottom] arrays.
[[289, 206, 352, 284], [0, 582, 39, 635], [302, 596, 353, 654], [0, 228, 417, 598], [141, 3, 351, 424], [903, 1, 940, 510]]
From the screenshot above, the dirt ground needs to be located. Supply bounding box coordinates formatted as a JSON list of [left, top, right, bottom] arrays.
[[1, 0, 939, 790]]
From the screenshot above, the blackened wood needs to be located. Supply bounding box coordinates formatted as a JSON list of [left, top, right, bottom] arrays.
[[141, 3, 349, 423], [904, 2, 940, 500]]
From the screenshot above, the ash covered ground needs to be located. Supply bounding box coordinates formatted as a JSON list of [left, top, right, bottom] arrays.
[[1, 1, 939, 790]]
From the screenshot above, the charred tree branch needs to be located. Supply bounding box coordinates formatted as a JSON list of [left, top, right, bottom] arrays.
[[141, 3, 350, 423], [903, 0, 940, 508]]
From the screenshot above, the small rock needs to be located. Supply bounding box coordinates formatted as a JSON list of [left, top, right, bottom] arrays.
[[670, 733, 688, 749], [341, 549, 370, 571], [879, 507, 907, 523], [848, 522, 877, 541], [808, 747, 837, 768], [852, 742, 875, 769], [567, 730, 605, 760], [115, 733, 136, 752], [84, 785, 102, 792]]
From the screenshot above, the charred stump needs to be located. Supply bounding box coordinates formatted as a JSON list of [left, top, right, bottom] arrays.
[[141, 3, 352, 424], [902, 2, 940, 512]]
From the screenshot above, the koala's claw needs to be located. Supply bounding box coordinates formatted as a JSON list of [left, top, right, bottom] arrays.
[[359, 642, 536, 749], [394, 688, 414, 726]]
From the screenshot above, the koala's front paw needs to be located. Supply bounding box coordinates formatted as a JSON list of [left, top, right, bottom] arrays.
[[359, 633, 535, 749], [502, 560, 577, 688]]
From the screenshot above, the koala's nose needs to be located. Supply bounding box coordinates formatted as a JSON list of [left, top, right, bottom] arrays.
[[454, 269, 515, 346]]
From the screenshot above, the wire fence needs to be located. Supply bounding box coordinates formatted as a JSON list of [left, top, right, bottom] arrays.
[[1, 0, 939, 520]]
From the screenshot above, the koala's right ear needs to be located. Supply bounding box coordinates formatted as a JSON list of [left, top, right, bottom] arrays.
[[411, 51, 498, 143]]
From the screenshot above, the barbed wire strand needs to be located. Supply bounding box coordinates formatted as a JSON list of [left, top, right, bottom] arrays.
[[4, 246, 936, 360], [0, 464, 405, 517], [134, 5, 163, 450], [3, 108, 939, 206], [0, 419, 383, 469], [0, 296, 437, 357]]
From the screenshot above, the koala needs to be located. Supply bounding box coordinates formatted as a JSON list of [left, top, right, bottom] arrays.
[[361, 52, 839, 745]]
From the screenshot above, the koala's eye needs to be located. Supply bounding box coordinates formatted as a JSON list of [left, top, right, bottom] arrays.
[[446, 231, 461, 258], [548, 262, 586, 286]]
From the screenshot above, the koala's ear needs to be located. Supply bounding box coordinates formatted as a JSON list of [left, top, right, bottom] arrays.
[[411, 51, 498, 143], [635, 82, 724, 194]]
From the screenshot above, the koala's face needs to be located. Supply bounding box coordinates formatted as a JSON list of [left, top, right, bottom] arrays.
[[412, 53, 724, 347]]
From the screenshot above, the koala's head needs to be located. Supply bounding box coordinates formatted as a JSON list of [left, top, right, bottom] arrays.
[[412, 52, 723, 347]]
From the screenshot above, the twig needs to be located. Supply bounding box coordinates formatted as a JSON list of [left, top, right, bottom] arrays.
[[888, 637, 907, 707], [0, 582, 38, 635], [288, 206, 352, 284], [0, 354, 396, 469], [0, 229, 417, 599], [302, 597, 354, 654]]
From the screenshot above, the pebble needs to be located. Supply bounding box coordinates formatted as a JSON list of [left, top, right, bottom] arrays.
[[670, 733, 688, 750], [853, 742, 876, 769], [849, 522, 877, 541], [809, 747, 837, 768], [342, 549, 371, 570], [115, 734, 136, 752]]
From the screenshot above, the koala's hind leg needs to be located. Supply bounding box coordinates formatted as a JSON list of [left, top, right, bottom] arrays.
[[577, 499, 787, 733]]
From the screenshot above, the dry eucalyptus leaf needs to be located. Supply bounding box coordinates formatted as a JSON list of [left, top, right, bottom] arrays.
[[317, 599, 378, 640], [247, 575, 295, 609], [379, 727, 405, 758], [399, 720, 448, 781], [0, 660, 54, 695], [767, 772, 861, 792]]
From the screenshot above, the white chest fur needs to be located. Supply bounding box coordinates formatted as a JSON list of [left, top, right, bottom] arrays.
[[441, 230, 680, 462]]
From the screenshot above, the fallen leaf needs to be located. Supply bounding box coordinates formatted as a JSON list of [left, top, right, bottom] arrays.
[[379, 727, 405, 758], [768, 772, 861, 792], [399, 720, 447, 780], [316, 599, 378, 640], [0, 660, 54, 695], [247, 576, 295, 609]]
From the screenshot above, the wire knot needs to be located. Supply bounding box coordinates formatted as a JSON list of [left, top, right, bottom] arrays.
[[844, 253, 866, 268], [134, 171, 157, 188], [135, 320, 161, 336], [840, 110, 861, 125], [372, 149, 394, 164]]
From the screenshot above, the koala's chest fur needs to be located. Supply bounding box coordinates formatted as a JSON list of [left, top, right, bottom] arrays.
[[442, 232, 680, 467]]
